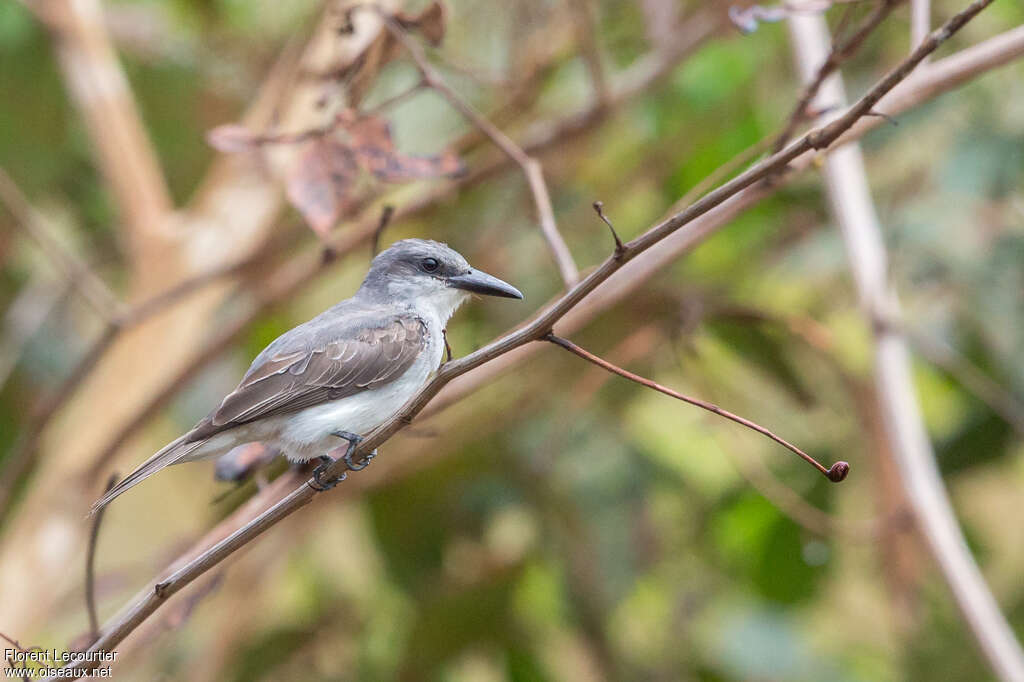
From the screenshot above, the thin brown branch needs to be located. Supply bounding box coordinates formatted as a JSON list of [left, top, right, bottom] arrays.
[[546, 333, 849, 481], [380, 10, 580, 288], [773, 0, 904, 152], [0, 168, 124, 320], [719, 422, 896, 538], [49, 5, 999, 676], [85, 474, 118, 644], [687, 304, 909, 539]]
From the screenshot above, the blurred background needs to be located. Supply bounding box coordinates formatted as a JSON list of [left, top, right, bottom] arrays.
[[1, 0, 1023, 680]]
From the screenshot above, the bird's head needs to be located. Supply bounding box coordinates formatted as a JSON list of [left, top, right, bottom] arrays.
[[358, 239, 523, 318]]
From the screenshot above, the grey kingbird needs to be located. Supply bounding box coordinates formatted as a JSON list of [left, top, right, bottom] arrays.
[[92, 239, 523, 512]]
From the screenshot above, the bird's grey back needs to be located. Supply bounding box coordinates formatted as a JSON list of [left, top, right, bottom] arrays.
[[186, 300, 427, 442]]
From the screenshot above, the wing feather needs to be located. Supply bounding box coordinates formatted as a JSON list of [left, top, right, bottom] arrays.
[[188, 314, 426, 441]]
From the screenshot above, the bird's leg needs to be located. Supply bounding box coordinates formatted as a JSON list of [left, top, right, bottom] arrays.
[[442, 328, 453, 364], [310, 455, 346, 491], [331, 430, 376, 471]]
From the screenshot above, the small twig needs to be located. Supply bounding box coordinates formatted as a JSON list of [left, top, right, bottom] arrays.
[[85, 474, 119, 643], [371, 205, 395, 258], [442, 328, 453, 363], [378, 9, 580, 287], [773, 0, 904, 152], [0, 168, 125, 321], [230, 120, 340, 148], [545, 333, 849, 482], [592, 201, 625, 259]]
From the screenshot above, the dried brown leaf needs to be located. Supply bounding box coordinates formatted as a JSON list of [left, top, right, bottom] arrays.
[[343, 111, 465, 181], [362, 148, 465, 182], [285, 139, 359, 239]]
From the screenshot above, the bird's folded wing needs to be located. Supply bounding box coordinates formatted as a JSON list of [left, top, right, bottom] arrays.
[[187, 314, 427, 441]]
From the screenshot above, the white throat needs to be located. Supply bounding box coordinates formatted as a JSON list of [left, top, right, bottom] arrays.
[[408, 284, 470, 327]]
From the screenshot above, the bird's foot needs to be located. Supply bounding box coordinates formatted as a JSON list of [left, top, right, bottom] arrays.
[[330, 430, 377, 471], [309, 455, 347, 491]]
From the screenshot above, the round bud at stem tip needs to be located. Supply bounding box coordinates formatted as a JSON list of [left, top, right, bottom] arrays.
[[826, 461, 850, 483]]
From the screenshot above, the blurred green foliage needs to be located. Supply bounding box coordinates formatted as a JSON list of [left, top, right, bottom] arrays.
[[2, 0, 1023, 680]]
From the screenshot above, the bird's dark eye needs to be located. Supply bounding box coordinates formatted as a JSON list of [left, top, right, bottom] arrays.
[[420, 257, 439, 273]]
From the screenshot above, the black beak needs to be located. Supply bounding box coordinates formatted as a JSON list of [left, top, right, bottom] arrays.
[[447, 269, 524, 299]]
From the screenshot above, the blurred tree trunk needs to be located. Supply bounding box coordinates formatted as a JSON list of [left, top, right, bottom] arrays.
[[0, 0, 397, 636]]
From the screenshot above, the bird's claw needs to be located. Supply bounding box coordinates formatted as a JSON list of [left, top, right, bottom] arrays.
[[331, 430, 376, 472], [343, 448, 376, 471], [309, 455, 347, 491]]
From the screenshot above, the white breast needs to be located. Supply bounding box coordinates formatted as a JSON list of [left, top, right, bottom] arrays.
[[273, 319, 445, 462]]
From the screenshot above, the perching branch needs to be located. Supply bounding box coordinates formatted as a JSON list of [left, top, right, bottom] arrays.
[[545, 333, 850, 481], [379, 9, 580, 288], [49, 4, 1002, 677]]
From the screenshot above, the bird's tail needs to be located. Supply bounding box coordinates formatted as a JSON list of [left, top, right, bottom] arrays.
[[90, 435, 204, 514]]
